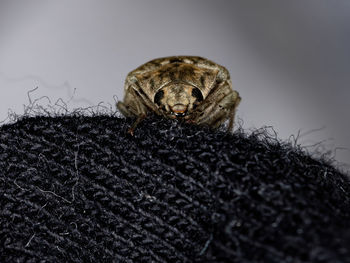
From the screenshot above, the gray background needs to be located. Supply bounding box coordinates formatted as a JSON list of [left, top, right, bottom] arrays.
[[0, 0, 349, 170]]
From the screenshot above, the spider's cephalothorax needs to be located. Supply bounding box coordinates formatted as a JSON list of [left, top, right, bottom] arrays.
[[117, 56, 241, 135]]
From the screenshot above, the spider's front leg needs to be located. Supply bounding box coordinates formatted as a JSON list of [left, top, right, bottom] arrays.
[[189, 81, 241, 131]]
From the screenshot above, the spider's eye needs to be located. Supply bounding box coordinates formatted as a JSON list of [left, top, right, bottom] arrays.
[[192, 88, 203, 102], [154, 90, 164, 106]]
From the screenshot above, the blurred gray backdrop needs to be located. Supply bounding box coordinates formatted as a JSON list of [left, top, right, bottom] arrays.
[[0, 0, 349, 170]]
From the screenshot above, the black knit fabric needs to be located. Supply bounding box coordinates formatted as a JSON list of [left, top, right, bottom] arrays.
[[0, 115, 349, 263]]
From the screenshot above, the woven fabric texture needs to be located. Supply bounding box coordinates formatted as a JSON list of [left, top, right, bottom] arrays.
[[0, 115, 349, 263]]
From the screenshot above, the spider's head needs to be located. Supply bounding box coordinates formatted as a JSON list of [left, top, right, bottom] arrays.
[[154, 83, 203, 118]]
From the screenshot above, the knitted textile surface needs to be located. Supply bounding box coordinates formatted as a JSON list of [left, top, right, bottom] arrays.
[[0, 115, 349, 263]]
